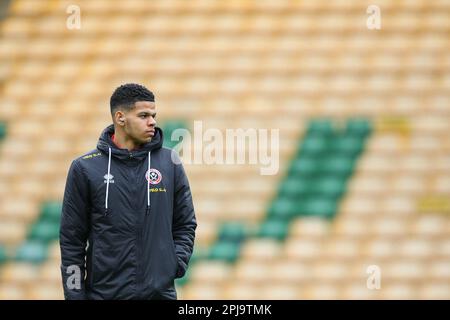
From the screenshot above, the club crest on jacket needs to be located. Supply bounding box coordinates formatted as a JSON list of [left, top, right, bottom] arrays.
[[145, 168, 162, 185]]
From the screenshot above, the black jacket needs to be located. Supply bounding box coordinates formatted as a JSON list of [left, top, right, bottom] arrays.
[[60, 124, 197, 300]]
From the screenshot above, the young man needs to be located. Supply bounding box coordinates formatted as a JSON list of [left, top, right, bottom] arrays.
[[60, 83, 197, 300]]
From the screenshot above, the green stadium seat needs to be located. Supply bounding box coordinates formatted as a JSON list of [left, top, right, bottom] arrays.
[[299, 135, 329, 155], [0, 245, 7, 264], [331, 135, 365, 155], [208, 241, 241, 263], [189, 246, 208, 264], [268, 197, 299, 220], [306, 119, 334, 136], [28, 221, 59, 243], [15, 241, 48, 263], [278, 178, 310, 198], [312, 177, 347, 198], [288, 157, 320, 177], [302, 198, 337, 218], [218, 222, 252, 243], [40, 202, 62, 223], [0, 122, 6, 140], [346, 118, 372, 137], [319, 156, 355, 177], [257, 219, 289, 240]]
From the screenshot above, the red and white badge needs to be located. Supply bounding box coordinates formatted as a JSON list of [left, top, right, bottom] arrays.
[[145, 168, 162, 185]]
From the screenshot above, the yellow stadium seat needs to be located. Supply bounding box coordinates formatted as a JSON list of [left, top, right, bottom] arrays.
[[284, 238, 323, 261], [383, 261, 425, 283], [0, 219, 27, 245], [258, 283, 300, 300], [26, 282, 63, 300], [0, 284, 27, 300], [195, 220, 218, 247], [223, 282, 260, 300], [290, 217, 330, 239], [269, 261, 311, 284], [418, 283, 450, 300], [0, 263, 38, 284], [397, 238, 434, 259], [182, 284, 222, 300], [38, 261, 61, 283], [362, 237, 397, 260], [410, 215, 449, 237], [380, 283, 418, 299], [304, 283, 342, 300], [240, 239, 282, 261], [322, 238, 360, 261], [0, 197, 38, 223], [190, 261, 232, 284], [233, 260, 271, 284], [342, 281, 383, 300]]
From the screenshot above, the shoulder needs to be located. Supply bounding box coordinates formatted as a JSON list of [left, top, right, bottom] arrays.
[[160, 146, 174, 154], [78, 149, 103, 161], [71, 149, 103, 171], [158, 147, 183, 167]]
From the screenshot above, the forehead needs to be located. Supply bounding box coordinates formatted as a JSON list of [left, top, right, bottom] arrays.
[[132, 101, 156, 113]]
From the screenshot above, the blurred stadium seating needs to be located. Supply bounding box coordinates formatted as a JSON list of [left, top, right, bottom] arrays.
[[0, 0, 449, 299]]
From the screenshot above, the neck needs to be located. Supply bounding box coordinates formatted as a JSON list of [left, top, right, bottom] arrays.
[[112, 130, 144, 151]]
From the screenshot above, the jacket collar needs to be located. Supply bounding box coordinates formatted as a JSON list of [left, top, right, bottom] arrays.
[[97, 124, 164, 161]]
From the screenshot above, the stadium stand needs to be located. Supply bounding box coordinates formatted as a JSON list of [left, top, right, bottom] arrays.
[[0, 0, 449, 299]]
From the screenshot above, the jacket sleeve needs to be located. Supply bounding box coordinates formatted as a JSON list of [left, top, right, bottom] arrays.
[[172, 154, 197, 279], [59, 159, 90, 300]]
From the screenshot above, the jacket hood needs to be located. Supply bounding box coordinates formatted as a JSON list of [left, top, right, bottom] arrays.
[[97, 124, 164, 161]]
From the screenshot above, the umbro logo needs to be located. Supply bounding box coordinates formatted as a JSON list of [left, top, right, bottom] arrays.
[[103, 174, 115, 183]]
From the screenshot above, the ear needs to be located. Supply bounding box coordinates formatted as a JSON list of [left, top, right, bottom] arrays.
[[114, 111, 126, 126]]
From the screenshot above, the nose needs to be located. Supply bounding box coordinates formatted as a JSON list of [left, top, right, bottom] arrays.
[[148, 117, 156, 127]]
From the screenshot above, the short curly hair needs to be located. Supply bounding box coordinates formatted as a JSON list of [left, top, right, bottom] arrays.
[[110, 83, 155, 115]]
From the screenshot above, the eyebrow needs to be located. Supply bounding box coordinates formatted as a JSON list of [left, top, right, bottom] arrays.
[[137, 112, 157, 116]]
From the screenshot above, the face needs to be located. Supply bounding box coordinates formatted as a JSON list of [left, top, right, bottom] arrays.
[[119, 101, 157, 144]]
